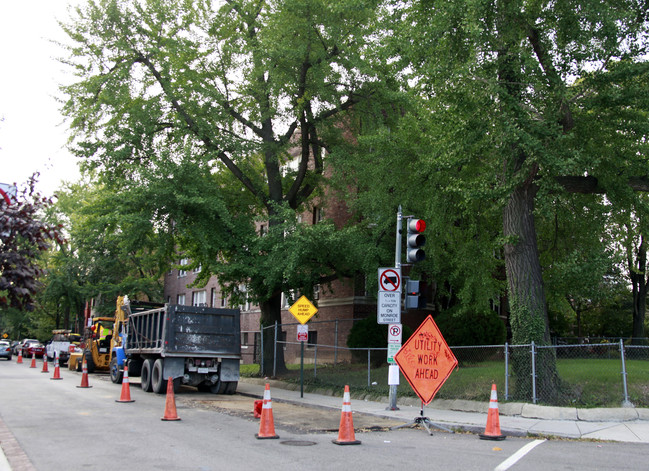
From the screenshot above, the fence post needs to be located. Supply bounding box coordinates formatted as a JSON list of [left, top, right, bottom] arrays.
[[531, 341, 537, 404], [367, 349, 371, 387], [619, 339, 633, 407], [260, 327, 264, 376], [273, 321, 278, 378], [504, 342, 509, 401], [334, 319, 338, 365], [314, 344, 317, 379]]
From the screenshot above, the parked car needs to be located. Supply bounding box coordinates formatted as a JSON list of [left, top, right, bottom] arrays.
[[0, 341, 12, 360], [14, 338, 37, 355], [22, 341, 45, 358]]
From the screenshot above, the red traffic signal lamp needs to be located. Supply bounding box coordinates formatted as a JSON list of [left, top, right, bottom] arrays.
[[406, 218, 426, 263]]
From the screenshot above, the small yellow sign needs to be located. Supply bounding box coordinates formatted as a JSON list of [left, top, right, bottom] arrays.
[[288, 295, 318, 325]]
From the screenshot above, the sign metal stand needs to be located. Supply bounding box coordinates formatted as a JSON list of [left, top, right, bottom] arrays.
[[391, 401, 455, 435]]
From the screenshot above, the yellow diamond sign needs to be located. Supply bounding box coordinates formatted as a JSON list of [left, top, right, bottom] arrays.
[[289, 295, 318, 325]]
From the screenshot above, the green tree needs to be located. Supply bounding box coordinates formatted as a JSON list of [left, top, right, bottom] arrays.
[[41, 176, 167, 324], [60, 0, 387, 373], [333, 0, 649, 401]]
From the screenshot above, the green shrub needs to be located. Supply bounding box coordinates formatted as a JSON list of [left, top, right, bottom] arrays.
[[347, 316, 413, 367], [435, 308, 506, 347]]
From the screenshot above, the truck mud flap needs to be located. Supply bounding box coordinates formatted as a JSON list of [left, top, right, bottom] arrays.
[[163, 357, 185, 379], [219, 358, 240, 382]]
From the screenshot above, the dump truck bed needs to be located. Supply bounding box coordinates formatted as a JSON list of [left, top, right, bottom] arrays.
[[126, 304, 241, 358]]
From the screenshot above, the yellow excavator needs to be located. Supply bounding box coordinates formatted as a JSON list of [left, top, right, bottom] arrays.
[[69, 297, 127, 372]]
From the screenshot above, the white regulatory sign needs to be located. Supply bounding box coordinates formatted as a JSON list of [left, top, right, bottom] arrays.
[[378, 267, 401, 292], [388, 324, 402, 344], [377, 291, 401, 324]]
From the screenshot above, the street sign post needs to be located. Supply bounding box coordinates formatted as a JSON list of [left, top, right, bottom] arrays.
[[289, 297, 318, 398]]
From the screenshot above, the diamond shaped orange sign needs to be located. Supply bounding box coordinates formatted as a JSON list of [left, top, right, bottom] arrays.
[[394, 315, 458, 405]]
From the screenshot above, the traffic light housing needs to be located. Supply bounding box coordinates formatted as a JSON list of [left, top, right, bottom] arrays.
[[406, 218, 426, 263], [405, 279, 427, 309]]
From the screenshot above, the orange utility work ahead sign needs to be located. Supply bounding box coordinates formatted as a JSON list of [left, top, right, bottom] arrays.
[[394, 315, 458, 405]]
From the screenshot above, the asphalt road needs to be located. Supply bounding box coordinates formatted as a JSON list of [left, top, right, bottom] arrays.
[[1, 360, 647, 471]]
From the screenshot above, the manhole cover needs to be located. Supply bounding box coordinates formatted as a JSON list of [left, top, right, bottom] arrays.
[[280, 440, 317, 447]]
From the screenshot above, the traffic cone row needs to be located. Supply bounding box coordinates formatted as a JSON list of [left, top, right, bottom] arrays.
[[255, 383, 279, 439], [50, 352, 62, 380], [479, 383, 506, 441]]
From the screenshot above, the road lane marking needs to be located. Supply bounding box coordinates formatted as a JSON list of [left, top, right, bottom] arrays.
[[494, 439, 546, 471]]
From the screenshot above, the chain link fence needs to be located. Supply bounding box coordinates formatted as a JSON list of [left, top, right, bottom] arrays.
[[241, 323, 649, 407]]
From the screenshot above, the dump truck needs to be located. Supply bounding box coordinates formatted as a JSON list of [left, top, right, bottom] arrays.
[[111, 299, 241, 395]]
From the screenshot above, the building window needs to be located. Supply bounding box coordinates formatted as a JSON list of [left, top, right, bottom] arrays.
[[312, 206, 324, 224], [178, 258, 189, 278], [242, 332, 249, 346], [177, 294, 186, 305], [220, 295, 227, 308], [193, 265, 202, 274], [307, 330, 317, 349], [211, 288, 217, 308], [192, 290, 206, 306]]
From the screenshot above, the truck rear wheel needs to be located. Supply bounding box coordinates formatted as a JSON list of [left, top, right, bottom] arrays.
[[141, 359, 154, 392], [152, 358, 166, 394]]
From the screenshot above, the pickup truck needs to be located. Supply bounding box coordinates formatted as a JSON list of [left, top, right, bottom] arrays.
[[46, 330, 81, 364]]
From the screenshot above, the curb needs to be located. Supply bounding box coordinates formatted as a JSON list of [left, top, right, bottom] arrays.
[[239, 377, 649, 423]]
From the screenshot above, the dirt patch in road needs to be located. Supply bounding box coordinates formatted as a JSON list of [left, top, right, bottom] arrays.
[[178, 394, 403, 434]]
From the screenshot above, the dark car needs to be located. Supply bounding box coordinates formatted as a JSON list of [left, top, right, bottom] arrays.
[[0, 341, 11, 360], [22, 341, 45, 358]]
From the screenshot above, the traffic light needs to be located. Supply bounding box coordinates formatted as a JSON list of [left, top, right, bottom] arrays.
[[406, 218, 426, 263], [405, 279, 427, 309]]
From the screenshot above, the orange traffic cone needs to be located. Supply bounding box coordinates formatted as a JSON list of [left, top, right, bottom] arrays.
[[51, 352, 62, 380], [161, 377, 181, 421], [479, 384, 506, 441], [116, 365, 135, 403], [16, 349, 23, 364], [41, 356, 49, 373], [29, 352, 36, 368], [255, 383, 279, 439], [77, 356, 92, 388], [332, 385, 361, 445]]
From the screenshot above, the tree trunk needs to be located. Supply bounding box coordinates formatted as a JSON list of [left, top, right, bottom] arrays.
[[259, 291, 287, 376], [503, 183, 561, 402]]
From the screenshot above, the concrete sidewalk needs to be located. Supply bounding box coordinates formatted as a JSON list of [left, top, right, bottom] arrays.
[[238, 378, 649, 443]]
